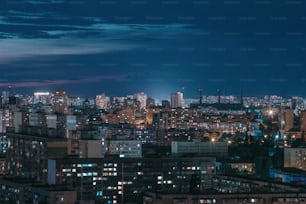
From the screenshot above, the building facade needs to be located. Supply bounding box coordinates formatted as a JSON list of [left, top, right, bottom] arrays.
[[171, 92, 184, 109], [171, 141, 228, 157], [284, 148, 306, 170]]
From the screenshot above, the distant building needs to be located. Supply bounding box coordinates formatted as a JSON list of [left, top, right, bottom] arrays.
[[14, 109, 76, 138], [280, 108, 294, 132], [65, 115, 77, 136], [0, 178, 77, 204], [146, 97, 155, 108], [143, 192, 306, 204], [107, 140, 142, 158], [171, 141, 228, 157], [33, 92, 51, 104], [79, 140, 103, 158], [53, 90, 68, 114], [0, 157, 6, 175], [95, 93, 110, 109], [229, 162, 255, 175], [269, 168, 306, 184], [68, 129, 106, 157], [284, 148, 306, 171], [134, 92, 147, 110], [46, 114, 57, 129], [0, 109, 13, 131], [301, 111, 306, 132], [161, 100, 171, 110], [13, 111, 23, 133], [171, 92, 184, 108], [1, 91, 10, 105]]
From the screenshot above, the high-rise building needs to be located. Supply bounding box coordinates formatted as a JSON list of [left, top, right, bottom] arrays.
[[161, 100, 170, 110], [1, 91, 9, 105], [95, 93, 110, 109], [33, 92, 51, 104], [53, 90, 68, 114], [6, 133, 67, 183], [171, 92, 184, 108], [301, 111, 306, 132], [134, 92, 147, 110], [146, 97, 155, 108], [280, 108, 294, 132], [284, 148, 306, 170]]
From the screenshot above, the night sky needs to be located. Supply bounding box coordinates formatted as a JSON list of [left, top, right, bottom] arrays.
[[0, 0, 306, 99]]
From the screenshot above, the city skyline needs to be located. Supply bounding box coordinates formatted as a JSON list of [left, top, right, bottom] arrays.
[[2, 1, 306, 203], [1, 0, 306, 99], [3, 88, 306, 97]]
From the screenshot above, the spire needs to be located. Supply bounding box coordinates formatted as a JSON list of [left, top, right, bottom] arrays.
[[240, 89, 243, 105], [217, 89, 221, 104], [199, 89, 203, 104]]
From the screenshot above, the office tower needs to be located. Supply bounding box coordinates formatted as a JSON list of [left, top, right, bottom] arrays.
[[171, 92, 184, 108]]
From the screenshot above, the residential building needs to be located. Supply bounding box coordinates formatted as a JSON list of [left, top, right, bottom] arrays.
[[284, 148, 306, 170], [171, 92, 184, 109], [172, 141, 228, 157]]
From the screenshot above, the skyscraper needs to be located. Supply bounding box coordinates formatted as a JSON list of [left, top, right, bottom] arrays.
[[171, 92, 184, 108]]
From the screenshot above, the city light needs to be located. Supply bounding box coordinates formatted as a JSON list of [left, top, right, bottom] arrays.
[[0, 0, 305, 202]]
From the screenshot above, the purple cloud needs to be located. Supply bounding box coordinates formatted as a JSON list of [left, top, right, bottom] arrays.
[[0, 75, 125, 88]]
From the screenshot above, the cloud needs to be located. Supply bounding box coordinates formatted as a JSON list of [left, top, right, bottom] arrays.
[[0, 15, 194, 63], [1, 9, 193, 35], [0, 75, 125, 88], [7, 10, 48, 19], [23, 0, 65, 5], [0, 38, 140, 63]]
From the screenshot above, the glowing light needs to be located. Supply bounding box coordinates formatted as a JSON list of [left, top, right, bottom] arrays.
[[268, 110, 274, 115], [34, 92, 50, 96]]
